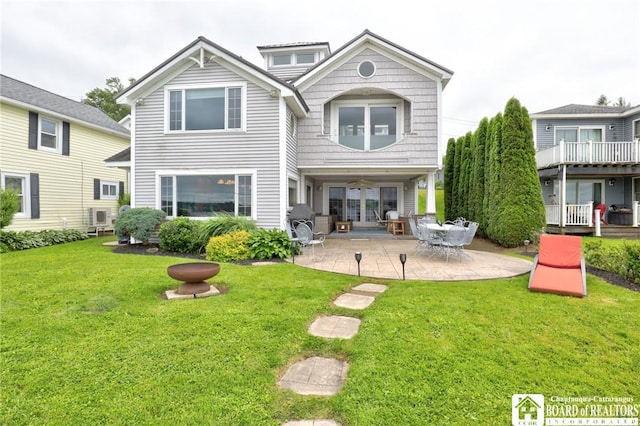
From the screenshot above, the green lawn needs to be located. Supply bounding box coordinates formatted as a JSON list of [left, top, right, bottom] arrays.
[[417, 188, 444, 221], [2, 238, 639, 425]]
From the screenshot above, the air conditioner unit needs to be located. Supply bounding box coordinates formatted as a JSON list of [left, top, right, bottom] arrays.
[[89, 207, 110, 226]]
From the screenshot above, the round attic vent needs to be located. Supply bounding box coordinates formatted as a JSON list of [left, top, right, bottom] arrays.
[[358, 60, 376, 78]]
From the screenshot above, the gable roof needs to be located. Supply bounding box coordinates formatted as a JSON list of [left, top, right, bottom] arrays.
[[291, 29, 454, 89], [116, 36, 308, 116], [0, 74, 130, 137], [531, 103, 640, 118]]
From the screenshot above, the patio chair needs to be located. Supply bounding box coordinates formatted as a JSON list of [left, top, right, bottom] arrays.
[[440, 224, 467, 261], [408, 216, 429, 254], [528, 234, 587, 297], [293, 220, 325, 258], [373, 210, 388, 228]]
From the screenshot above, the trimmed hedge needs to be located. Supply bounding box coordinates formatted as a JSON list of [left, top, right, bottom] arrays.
[[584, 239, 640, 285]]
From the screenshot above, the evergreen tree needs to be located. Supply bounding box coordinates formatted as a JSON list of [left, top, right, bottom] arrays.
[[443, 138, 456, 220], [470, 117, 488, 231], [460, 131, 473, 219], [451, 135, 464, 220], [494, 98, 545, 247], [485, 113, 503, 241]]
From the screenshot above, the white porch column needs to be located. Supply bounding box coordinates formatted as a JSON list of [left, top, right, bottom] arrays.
[[426, 172, 436, 216]]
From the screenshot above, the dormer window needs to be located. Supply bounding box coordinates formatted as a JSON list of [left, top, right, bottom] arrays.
[[296, 53, 315, 64], [273, 54, 291, 66]]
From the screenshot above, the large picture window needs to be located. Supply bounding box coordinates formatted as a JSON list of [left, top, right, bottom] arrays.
[[334, 101, 401, 151], [167, 85, 244, 132], [555, 127, 603, 143], [159, 173, 253, 218]]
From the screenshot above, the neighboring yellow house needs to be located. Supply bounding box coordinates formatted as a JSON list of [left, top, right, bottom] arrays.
[[0, 75, 130, 232]]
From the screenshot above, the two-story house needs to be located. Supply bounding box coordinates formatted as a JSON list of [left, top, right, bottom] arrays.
[[0, 75, 130, 232], [115, 29, 453, 232], [531, 104, 640, 236]]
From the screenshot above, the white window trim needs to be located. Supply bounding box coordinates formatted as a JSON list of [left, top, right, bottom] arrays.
[[1, 171, 30, 218], [287, 175, 299, 208], [101, 180, 119, 200], [164, 82, 247, 133], [632, 118, 640, 141], [155, 169, 257, 220], [38, 115, 62, 154], [357, 60, 376, 79], [271, 52, 317, 68], [330, 99, 404, 151], [554, 126, 606, 145]]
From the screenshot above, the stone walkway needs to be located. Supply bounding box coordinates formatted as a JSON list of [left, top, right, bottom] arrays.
[[278, 283, 388, 426]]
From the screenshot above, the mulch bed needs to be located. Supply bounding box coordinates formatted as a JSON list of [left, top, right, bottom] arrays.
[[111, 242, 639, 294]]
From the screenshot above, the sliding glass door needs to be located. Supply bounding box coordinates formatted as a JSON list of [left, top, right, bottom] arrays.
[[328, 186, 397, 227]]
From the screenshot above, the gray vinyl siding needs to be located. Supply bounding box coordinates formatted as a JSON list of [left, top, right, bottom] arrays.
[[297, 48, 439, 168], [286, 108, 298, 175], [133, 61, 283, 228], [537, 119, 631, 151]]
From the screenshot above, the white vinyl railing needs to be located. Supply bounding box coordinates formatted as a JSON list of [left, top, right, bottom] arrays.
[[546, 202, 640, 228], [536, 140, 640, 169]]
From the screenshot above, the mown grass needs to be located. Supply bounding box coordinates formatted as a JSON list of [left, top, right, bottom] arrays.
[[2, 238, 639, 425]]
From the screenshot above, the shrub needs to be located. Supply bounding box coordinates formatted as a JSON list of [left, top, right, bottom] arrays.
[[200, 214, 256, 241], [0, 229, 88, 252], [584, 239, 640, 285], [118, 193, 131, 208], [0, 188, 20, 228], [158, 218, 205, 253], [114, 208, 165, 242], [248, 228, 292, 260], [205, 230, 250, 262]]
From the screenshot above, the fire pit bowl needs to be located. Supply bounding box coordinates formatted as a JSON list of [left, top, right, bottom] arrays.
[[167, 262, 220, 295]]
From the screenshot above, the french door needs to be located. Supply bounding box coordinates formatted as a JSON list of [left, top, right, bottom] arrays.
[[328, 186, 398, 227]]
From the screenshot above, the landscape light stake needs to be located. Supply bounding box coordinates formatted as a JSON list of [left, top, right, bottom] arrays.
[[399, 253, 407, 280], [355, 252, 362, 277]]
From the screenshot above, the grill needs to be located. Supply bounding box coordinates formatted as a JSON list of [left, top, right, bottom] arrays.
[[288, 203, 316, 227]]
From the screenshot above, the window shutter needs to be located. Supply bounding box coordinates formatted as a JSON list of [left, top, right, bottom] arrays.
[[62, 122, 70, 156], [119, 181, 125, 197], [30, 173, 40, 219], [28, 111, 38, 150], [94, 178, 101, 200]]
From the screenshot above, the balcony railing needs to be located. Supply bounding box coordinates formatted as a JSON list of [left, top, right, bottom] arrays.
[[536, 140, 640, 169], [545, 201, 640, 227]]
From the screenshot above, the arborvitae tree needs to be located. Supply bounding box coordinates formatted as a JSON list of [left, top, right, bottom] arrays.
[[493, 98, 545, 247], [459, 131, 474, 219], [444, 138, 456, 220], [485, 113, 503, 241], [470, 117, 488, 232], [451, 135, 464, 220]]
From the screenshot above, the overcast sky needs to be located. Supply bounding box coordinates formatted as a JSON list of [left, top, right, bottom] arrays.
[[1, 0, 639, 139]]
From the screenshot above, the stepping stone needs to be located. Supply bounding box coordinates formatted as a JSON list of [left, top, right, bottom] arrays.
[[282, 421, 341, 426], [308, 315, 361, 339], [333, 293, 375, 310], [352, 283, 388, 294], [278, 357, 348, 396]]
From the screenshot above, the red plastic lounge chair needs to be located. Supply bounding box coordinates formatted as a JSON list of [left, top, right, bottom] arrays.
[[528, 234, 587, 297]]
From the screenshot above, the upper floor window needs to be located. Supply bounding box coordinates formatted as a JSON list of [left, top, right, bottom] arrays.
[[296, 53, 315, 64], [166, 85, 244, 132], [271, 53, 316, 67], [332, 100, 401, 151], [633, 120, 640, 141], [39, 116, 60, 152], [273, 54, 291, 66], [555, 127, 603, 144], [358, 61, 376, 78]]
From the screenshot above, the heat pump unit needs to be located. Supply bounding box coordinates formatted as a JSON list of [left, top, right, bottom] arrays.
[[89, 207, 110, 226]]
